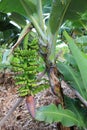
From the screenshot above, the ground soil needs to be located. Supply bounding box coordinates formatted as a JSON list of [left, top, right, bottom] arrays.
[[0, 73, 58, 130]]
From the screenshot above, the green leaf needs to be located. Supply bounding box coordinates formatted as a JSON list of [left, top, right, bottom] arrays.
[[36, 104, 79, 127], [20, 0, 37, 16], [65, 97, 87, 127], [9, 12, 27, 28], [49, 0, 71, 35], [64, 53, 78, 69], [0, 0, 47, 41], [49, 0, 87, 35], [0, 0, 26, 16], [75, 36, 87, 45], [63, 31, 87, 100], [0, 0, 37, 17], [57, 62, 85, 99], [64, 0, 87, 21]]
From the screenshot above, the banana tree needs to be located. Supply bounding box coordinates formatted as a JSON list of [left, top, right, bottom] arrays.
[[0, 0, 87, 129]]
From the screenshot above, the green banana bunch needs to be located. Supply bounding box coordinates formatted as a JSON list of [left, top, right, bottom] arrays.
[[11, 38, 39, 96]]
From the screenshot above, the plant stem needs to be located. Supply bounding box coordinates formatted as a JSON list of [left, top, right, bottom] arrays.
[[75, 91, 87, 107], [20, 0, 47, 42], [61, 80, 87, 107], [0, 97, 24, 127], [37, 0, 45, 32], [30, 15, 47, 42], [12, 24, 32, 52], [48, 0, 71, 64]]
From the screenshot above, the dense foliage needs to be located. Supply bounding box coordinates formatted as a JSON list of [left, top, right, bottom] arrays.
[[0, 0, 87, 129]]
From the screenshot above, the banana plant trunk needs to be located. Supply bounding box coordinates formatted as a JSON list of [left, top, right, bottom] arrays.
[[42, 53, 76, 130], [47, 65, 77, 130]]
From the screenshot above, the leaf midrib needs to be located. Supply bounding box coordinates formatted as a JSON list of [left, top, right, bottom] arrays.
[[38, 111, 79, 124]]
